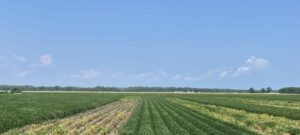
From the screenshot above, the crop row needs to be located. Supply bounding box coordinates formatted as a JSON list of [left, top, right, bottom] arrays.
[[120, 96, 256, 135], [177, 94, 300, 102], [0, 93, 123, 133], [232, 97, 300, 110], [172, 94, 300, 120], [168, 98, 300, 135], [4, 98, 138, 135]]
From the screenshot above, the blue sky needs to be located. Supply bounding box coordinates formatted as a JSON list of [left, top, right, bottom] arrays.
[[0, 1, 299, 89]]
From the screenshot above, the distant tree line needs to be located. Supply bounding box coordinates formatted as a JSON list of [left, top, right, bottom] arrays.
[[0, 85, 248, 93], [2, 85, 299, 94], [0, 87, 22, 94], [248, 87, 273, 93], [121, 87, 248, 93], [0, 85, 119, 92], [279, 87, 300, 94]]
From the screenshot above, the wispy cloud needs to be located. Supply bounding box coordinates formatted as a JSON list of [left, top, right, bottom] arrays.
[[70, 69, 99, 79], [67, 56, 270, 83], [166, 56, 270, 80], [157, 70, 168, 77], [169, 68, 223, 81], [184, 76, 201, 81], [32, 54, 54, 68], [111, 72, 125, 80], [121, 70, 169, 83], [219, 71, 231, 78], [132, 72, 161, 82], [13, 54, 28, 63], [0, 54, 56, 78], [232, 56, 270, 77], [39, 54, 53, 66], [65, 56, 270, 82], [81, 70, 98, 79], [171, 74, 182, 80]]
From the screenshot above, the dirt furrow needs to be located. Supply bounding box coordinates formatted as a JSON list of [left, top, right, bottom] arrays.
[[74, 103, 128, 134], [63, 102, 125, 131]]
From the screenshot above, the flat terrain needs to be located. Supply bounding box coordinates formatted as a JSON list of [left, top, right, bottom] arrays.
[[1, 92, 300, 135], [0, 93, 122, 133], [4, 98, 137, 135]]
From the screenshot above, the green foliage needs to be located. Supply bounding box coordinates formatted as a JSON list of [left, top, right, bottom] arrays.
[[266, 87, 272, 93], [261, 88, 266, 93], [11, 88, 22, 94], [279, 87, 300, 94], [0, 85, 250, 93], [249, 87, 255, 93], [169, 98, 300, 135], [120, 96, 256, 135], [0, 90, 9, 94], [2, 93, 300, 134], [0, 93, 122, 133], [174, 94, 300, 120], [119, 97, 145, 135]]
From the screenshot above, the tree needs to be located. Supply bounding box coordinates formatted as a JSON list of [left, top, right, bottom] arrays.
[[279, 87, 300, 94], [261, 88, 266, 93], [54, 86, 61, 90], [11, 88, 22, 94], [249, 87, 255, 93], [266, 87, 272, 93]]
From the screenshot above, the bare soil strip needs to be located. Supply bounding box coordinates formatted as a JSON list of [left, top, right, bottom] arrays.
[[4, 98, 138, 135]]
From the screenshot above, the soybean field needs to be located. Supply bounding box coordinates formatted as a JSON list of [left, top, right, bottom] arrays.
[[1, 92, 300, 135]]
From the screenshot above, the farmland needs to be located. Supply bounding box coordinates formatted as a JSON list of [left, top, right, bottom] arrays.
[[4, 98, 138, 135], [0, 93, 123, 133], [1, 92, 300, 135]]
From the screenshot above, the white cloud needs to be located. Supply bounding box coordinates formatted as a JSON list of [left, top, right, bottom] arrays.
[[130, 70, 170, 82], [157, 70, 168, 77], [232, 56, 270, 77], [133, 72, 158, 80], [184, 76, 201, 81], [219, 71, 230, 78], [246, 56, 269, 69], [171, 74, 182, 80], [69, 69, 99, 79], [80, 70, 98, 79], [232, 66, 250, 77], [171, 70, 220, 81], [32, 54, 53, 68], [134, 73, 150, 78], [39, 54, 53, 66], [111, 72, 125, 80], [13, 54, 28, 63], [131, 72, 161, 82], [0, 54, 56, 78]]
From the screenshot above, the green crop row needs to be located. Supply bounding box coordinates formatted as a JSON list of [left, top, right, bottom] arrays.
[[0, 93, 123, 133], [3, 93, 298, 134], [169, 98, 300, 135], [157, 98, 256, 135], [176, 94, 300, 102], [120, 96, 256, 135], [172, 94, 300, 120]]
